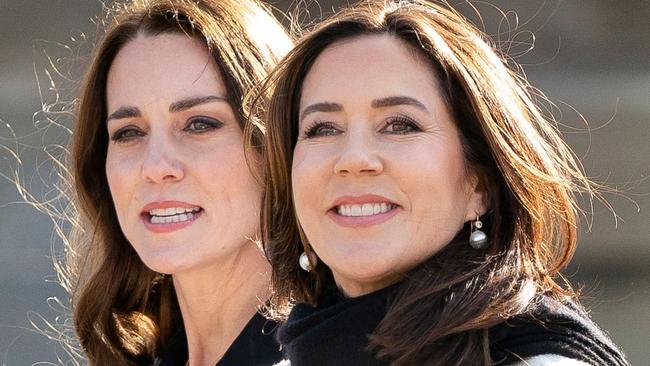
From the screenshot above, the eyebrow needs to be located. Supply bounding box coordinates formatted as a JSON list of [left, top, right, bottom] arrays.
[[169, 95, 228, 113], [371, 96, 429, 113], [106, 95, 228, 122], [300, 95, 429, 122], [107, 106, 141, 122], [300, 102, 343, 122]]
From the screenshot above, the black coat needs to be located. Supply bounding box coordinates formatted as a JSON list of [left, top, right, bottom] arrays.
[[277, 284, 628, 366]]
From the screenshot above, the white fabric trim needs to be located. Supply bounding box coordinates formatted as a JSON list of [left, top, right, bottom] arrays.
[[276, 354, 590, 366], [514, 354, 592, 365], [275, 354, 591, 366]]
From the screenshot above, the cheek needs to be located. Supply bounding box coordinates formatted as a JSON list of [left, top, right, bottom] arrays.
[[291, 144, 327, 217], [105, 148, 139, 212], [198, 140, 261, 210], [400, 138, 472, 217]]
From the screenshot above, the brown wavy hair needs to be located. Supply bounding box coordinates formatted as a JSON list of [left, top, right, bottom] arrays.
[[257, 0, 597, 364], [62, 0, 290, 364]]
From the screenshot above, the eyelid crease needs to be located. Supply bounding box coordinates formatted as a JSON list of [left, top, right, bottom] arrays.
[[110, 125, 145, 143], [183, 116, 224, 132], [303, 120, 342, 138], [379, 115, 423, 134]]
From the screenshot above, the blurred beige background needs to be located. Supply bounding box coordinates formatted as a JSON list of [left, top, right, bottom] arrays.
[[1, 0, 648, 365]]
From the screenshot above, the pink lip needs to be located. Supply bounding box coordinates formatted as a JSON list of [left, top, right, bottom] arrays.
[[331, 194, 397, 207], [141, 200, 203, 234], [328, 194, 400, 228]]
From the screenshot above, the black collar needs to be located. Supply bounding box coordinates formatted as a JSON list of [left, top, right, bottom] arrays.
[[277, 285, 396, 366]]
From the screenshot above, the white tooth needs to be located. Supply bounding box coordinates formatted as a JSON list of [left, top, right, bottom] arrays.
[[163, 216, 174, 223], [179, 213, 188, 222], [176, 207, 185, 214], [362, 203, 373, 216], [150, 216, 159, 224], [187, 212, 194, 220], [344, 205, 351, 216], [372, 203, 379, 215], [351, 205, 362, 216], [164, 208, 176, 216], [172, 215, 180, 223], [337, 206, 344, 216], [380, 203, 387, 213]]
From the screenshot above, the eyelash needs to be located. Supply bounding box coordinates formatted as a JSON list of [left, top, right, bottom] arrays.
[[110, 116, 224, 143], [381, 116, 422, 134], [302, 116, 421, 139], [183, 116, 224, 132], [110, 127, 144, 143], [304, 121, 340, 138]]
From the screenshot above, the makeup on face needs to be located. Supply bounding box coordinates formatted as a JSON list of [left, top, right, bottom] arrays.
[[292, 35, 484, 296], [104, 34, 261, 274], [141, 200, 203, 233]]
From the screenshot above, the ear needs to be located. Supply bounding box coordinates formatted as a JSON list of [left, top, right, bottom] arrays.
[[464, 174, 489, 222]]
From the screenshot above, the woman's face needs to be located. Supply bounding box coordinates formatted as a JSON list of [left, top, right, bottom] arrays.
[[105, 34, 260, 274], [293, 35, 485, 296]]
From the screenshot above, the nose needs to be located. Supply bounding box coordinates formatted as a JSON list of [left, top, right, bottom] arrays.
[[334, 133, 383, 177], [140, 134, 185, 184]]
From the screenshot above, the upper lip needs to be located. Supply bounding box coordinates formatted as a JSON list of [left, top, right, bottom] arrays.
[[141, 200, 202, 215], [330, 194, 398, 210]]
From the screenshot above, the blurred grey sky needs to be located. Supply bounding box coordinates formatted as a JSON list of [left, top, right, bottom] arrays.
[[1, 0, 648, 365]]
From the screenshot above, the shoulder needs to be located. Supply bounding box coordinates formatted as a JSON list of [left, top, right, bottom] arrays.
[[490, 294, 628, 366], [514, 354, 592, 365]]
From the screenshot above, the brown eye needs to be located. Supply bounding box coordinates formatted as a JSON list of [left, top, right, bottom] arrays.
[[304, 121, 341, 138], [381, 116, 421, 134], [111, 127, 145, 142], [183, 116, 224, 132]]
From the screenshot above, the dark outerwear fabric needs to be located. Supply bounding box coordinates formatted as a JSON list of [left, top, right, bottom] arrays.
[[489, 296, 628, 365], [154, 312, 282, 366], [277, 284, 628, 366]]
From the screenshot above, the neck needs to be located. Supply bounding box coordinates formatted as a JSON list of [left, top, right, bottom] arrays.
[[173, 242, 270, 366]]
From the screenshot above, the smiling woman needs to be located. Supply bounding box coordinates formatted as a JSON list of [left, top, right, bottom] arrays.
[[58, 0, 291, 365], [257, 0, 629, 365], [292, 35, 485, 296], [105, 34, 260, 275]]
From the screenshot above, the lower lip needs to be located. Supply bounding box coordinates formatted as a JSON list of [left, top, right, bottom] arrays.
[[327, 206, 400, 228], [142, 211, 202, 233]]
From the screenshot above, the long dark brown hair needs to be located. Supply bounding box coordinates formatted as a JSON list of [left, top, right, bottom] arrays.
[[60, 0, 290, 364], [257, 0, 596, 364]]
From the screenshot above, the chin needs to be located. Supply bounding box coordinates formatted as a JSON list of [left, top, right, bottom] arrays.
[[134, 246, 200, 275], [329, 255, 395, 282]]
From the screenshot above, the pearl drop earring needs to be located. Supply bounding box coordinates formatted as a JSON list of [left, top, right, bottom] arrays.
[[299, 251, 313, 272], [469, 215, 489, 250]]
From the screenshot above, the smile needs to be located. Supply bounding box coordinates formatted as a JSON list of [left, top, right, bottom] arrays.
[[141, 201, 203, 233], [328, 195, 400, 228], [336, 203, 396, 217], [148, 207, 202, 224]]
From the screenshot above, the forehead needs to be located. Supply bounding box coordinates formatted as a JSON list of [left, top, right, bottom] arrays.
[[300, 34, 440, 106], [106, 33, 226, 106]]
